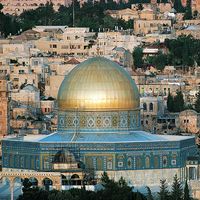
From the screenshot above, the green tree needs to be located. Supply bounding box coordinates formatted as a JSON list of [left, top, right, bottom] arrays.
[[154, 51, 167, 71], [0, 3, 3, 10], [167, 93, 174, 112], [174, 0, 185, 13], [133, 47, 143, 68], [184, 0, 192, 20], [136, 191, 144, 200], [171, 174, 183, 200], [146, 186, 154, 200], [183, 180, 191, 200], [174, 91, 185, 112], [0, 3, 20, 37], [103, 15, 117, 29], [158, 179, 170, 200], [195, 90, 200, 113], [118, 176, 128, 187], [101, 171, 111, 186]]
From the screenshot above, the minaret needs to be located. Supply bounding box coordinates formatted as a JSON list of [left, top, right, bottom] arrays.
[[0, 76, 9, 138]]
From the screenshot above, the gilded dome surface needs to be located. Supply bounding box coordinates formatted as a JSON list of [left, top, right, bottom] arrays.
[[57, 57, 139, 111]]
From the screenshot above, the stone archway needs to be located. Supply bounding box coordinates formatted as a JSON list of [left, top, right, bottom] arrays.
[[0, 171, 62, 198], [13, 177, 23, 198], [42, 177, 53, 191], [71, 174, 81, 185], [61, 174, 69, 185], [0, 177, 11, 200]]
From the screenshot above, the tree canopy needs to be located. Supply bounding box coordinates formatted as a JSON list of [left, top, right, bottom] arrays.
[[133, 47, 144, 68], [167, 91, 185, 112], [164, 35, 200, 68], [0, 1, 136, 37]]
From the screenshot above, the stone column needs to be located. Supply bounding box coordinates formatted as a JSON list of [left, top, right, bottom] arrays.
[[10, 179, 14, 200], [37, 178, 43, 188], [53, 178, 61, 190], [195, 166, 198, 180]]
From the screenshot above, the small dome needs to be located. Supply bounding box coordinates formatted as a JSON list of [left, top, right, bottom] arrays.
[[54, 150, 76, 163], [57, 57, 139, 111]]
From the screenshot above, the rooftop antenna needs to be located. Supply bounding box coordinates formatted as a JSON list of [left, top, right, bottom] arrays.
[[72, 0, 75, 27]]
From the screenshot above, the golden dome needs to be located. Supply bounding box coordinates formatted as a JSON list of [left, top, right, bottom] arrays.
[[57, 57, 139, 111]]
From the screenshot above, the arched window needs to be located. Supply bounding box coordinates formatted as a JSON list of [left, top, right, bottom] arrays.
[[136, 157, 142, 169], [143, 103, 147, 111], [154, 156, 159, 168], [145, 156, 150, 168], [163, 156, 168, 167], [97, 157, 103, 170], [43, 177, 53, 189], [127, 157, 132, 168], [149, 103, 153, 111], [107, 157, 113, 170], [85, 157, 94, 169]]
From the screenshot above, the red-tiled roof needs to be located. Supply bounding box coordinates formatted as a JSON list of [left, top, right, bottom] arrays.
[[65, 58, 80, 65]]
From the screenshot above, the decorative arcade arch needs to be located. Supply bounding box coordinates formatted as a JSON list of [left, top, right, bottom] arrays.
[[0, 171, 62, 200]]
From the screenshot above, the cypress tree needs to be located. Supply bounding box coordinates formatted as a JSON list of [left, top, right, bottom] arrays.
[[174, 0, 185, 13], [184, 0, 192, 20], [171, 174, 183, 200], [174, 91, 184, 112], [167, 93, 174, 112], [133, 47, 143, 69], [183, 180, 191, 200], [158, 179, 170, 200]]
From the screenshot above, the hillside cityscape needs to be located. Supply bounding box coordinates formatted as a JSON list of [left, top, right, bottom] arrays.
[[1, 0, 200, 199]]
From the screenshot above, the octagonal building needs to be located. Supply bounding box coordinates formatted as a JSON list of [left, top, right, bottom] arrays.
[[2, 57, 197, 188]]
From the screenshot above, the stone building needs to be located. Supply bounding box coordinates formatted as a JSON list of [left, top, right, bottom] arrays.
[[1, 0, 69, 15], [105, 8, 139, 21], [40, 98, 55, 115], [11, 84, 40, 108], [134, 19, 172, 35], [140, 96, 164, 133], [35, 27, 96, 57], [176, 109, 200, 134], [176, 25, 200, 39]]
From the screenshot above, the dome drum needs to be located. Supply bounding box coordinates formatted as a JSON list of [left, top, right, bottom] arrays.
[[58, 109, 140, 132]]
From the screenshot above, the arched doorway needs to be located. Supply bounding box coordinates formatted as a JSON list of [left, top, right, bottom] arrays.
[[42, 178, 53, 191], [71, 174, 81, 185]]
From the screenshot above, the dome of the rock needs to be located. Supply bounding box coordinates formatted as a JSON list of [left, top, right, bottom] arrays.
[[57, 57, 139, 111]]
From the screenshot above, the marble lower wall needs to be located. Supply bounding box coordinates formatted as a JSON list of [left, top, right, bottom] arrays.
[[96, 168, 185, 187]]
